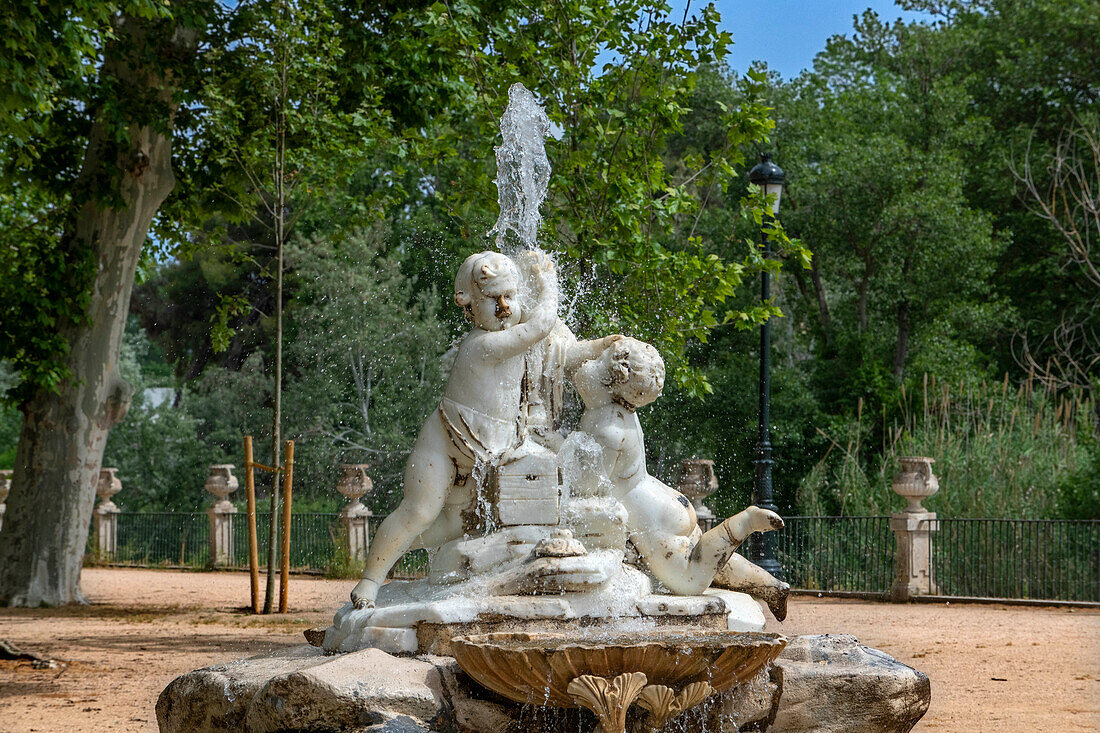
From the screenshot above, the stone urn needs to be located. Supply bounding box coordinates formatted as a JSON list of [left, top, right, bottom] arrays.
[[676, 458, 718, 520], [204, 464, 238, 512], [337, 464, 373, 512], [891, 457, 938, 513], [97, 467, 123, 511]]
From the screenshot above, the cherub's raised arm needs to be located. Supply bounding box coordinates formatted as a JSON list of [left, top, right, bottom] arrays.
[[479, 252, 559, 361], [565, 335, 624, 374]]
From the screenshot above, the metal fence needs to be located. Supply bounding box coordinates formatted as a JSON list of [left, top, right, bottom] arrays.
[[931, 518, 1099, 603], [90, 511, 1099, 603], [112, 512, 210, 567], [697, 515, 893, 596], [777, 515, 894, 595], [93, 511, 431, 578], [230, 512, 341, 571]]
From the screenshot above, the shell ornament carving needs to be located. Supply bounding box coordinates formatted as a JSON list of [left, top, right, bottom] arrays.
[[636, 681, 715, 732], [568, 672, 649, 733]]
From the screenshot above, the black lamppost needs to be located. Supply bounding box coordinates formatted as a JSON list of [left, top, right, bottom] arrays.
[[747, 152, 786, 581]]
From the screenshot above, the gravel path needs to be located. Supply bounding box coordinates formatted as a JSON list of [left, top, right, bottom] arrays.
[[0, 568, 1096, 732]]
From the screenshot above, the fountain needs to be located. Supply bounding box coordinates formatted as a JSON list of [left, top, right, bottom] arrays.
[[158, 83, 930, 733], [450, 629, 786, 732]]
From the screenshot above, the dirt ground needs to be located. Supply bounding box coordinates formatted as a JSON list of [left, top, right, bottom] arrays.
[[0, 568, 1096, 732]]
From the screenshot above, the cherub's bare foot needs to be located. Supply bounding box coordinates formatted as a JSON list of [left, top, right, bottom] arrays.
[[350, 578, 379, 610], [759, 580, 790, 622], [746, 505, 784, 534]]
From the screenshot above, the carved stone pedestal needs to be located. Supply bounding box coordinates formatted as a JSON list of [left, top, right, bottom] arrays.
[[337, 464, 373, 562], [676, 458, 718, 521], [205, 465, 238, 567], [890, 512, 938, 601], [889, 456, 939, 601], [94, 468, 122, 557]]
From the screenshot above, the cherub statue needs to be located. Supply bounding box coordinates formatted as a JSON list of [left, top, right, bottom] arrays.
[[350, 249, 559, 610], [572, 337, 791, 619]]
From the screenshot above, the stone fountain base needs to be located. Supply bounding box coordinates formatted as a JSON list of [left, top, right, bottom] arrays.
[[157, 634, 929, 732], [321, 563, 767, 655]]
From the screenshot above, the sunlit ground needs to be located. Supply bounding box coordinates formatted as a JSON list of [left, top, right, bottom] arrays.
[[0, 568, 1096, 732]]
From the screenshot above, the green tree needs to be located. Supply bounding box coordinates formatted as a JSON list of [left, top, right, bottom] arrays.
[[199, 0, 383, 612], [0, 0, 571, 606], [283, 227, 448, 509], [415, 1, 809, 395], [0, 3, 210, 605], [774, 14, 1009, 412], [901, 0, 1100, 393]]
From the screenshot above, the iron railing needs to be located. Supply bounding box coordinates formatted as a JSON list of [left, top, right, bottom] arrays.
[[776, 515, 894, 595], [930, 518, 1099, 603], [89, 511, 1099, 603], [699, 515, 893, 595], [230, 512, 341, 571], [110, 512, 209, 567]]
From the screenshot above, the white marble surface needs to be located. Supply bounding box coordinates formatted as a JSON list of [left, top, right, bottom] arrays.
[[323, 565, 765, 653]]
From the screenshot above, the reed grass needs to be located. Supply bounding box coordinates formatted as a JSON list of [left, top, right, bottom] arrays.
[[798, 372, 1097, 518]]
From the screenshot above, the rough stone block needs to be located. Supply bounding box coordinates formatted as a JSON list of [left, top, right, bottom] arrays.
[[156, 646, 329, 733], [159, 635, 930, 733], [771, 634, 930, 732], [245, 648, 444, 732]]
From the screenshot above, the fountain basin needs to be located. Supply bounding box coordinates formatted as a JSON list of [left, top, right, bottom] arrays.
[[451, 629, 787, 707]]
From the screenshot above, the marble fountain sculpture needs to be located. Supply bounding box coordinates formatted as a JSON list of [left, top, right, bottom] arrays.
[[158, 84, 930, 733]]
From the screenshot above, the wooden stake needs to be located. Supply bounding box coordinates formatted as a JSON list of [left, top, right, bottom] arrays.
[[244, 436, 260, 615], [279, 440, 295, 614]]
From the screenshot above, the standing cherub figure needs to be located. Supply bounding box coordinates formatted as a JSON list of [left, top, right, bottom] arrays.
[[573, 337, 791, 619], [350, 249, 559, 610]]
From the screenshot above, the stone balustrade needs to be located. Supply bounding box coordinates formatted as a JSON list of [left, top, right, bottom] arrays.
[[205, 464, 238, 567], [889, 456, 939, 601], [94, 467, 123, 556], [337, 464, 373, 562]]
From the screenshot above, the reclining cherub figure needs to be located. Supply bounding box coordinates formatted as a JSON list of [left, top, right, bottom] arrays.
[[572, 337, 791, 620], [349, 249, 560, 610]]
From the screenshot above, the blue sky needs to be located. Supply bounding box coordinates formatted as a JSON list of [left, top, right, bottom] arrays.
[[682, 1, 934, 78]]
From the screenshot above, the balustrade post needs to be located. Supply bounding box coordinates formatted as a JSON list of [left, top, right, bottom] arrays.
[[889, 456, 939, 602], [337, 464, 372, 562], [675, 458, 718, 521], [0, 469, 12, 533], [205, 465, 239, 567], [94, 468, 122, 557]]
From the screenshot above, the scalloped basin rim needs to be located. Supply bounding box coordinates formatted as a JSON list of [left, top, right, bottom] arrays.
[[450, 630, 789, 708], [454, 629, 787, 651]]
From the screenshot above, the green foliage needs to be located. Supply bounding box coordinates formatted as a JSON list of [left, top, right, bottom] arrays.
[[774, 14, 1010, 410], [0, 1, 217, 403], [798, 375, 1096, 519], [0, 185, 95, 401], [103, 322, 229, 511], [197, 0, 377, 246], [414, 2, 808, 395], [282, 227, 448, 511], [0, 365, 20, 468]]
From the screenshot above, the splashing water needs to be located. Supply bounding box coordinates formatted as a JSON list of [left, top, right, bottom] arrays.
[[490, 83, 551, 251]]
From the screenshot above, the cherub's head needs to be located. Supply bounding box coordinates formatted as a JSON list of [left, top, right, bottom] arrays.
[[605, 338, 665, 410], [576, 337, 665, 411], [454, 251, 522, 331]]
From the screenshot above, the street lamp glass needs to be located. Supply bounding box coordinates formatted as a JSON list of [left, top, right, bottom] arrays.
[[764, 182, 782, 215], [747, 152, 786, 216]]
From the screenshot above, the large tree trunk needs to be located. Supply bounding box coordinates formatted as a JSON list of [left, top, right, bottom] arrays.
[[0, 18, 182, 606]]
